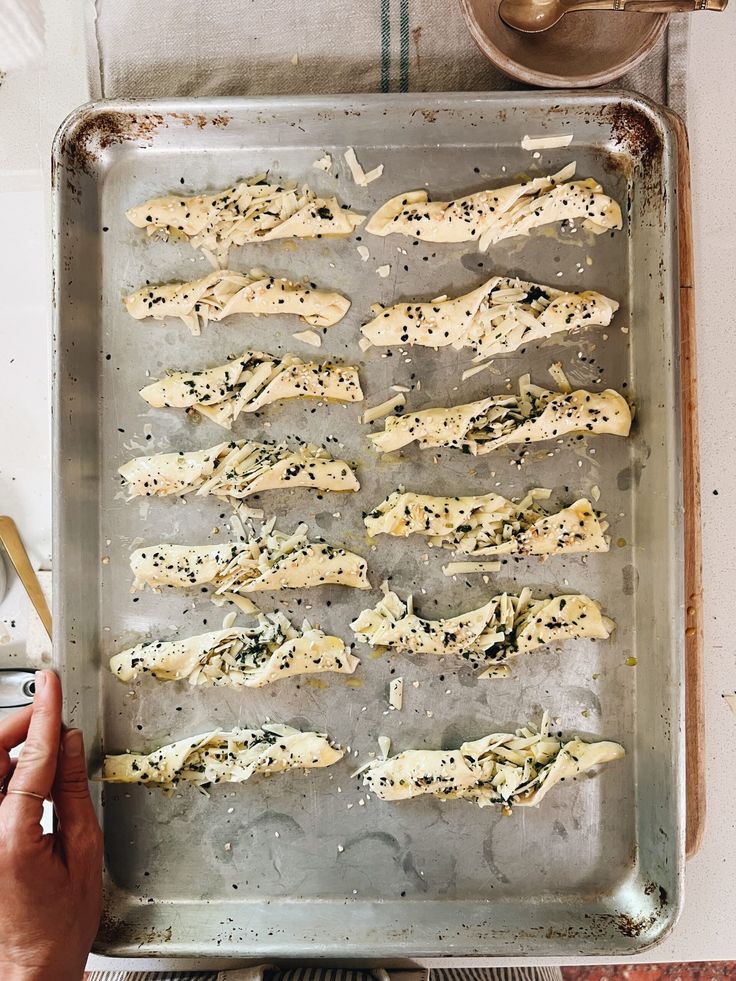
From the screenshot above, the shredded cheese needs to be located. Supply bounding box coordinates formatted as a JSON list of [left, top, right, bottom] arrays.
[[442, 561, 502, 576], [235, 503, 265, 521], [292, 329, 322, 348], [548, 361, 572, 393], [312, 153, 332, 172], [211, 593, 261, 615], [344, 147, 384, 187], [389, 677, 403, 711], [521, 134, 574, 150], [462, 361, 494, 382], [362, 392, 406, 424]]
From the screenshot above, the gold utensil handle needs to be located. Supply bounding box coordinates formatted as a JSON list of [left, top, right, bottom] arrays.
[[0, 516, 52, 641], [623, 0, 727, 9]]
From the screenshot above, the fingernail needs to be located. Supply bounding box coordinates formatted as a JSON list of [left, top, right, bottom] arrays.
[[64, 729, 84, 757], [34, 670, 48, 693]]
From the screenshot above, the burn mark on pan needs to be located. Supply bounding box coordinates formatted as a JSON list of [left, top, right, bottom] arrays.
[[597, 101, 667, 218], [170, 112, 233, 129], [58, 108, 232, 183], [97, 908, 129, 944], [604, 103, 663, 170], [97, 909, 176, 948], [586, 882, 670, 939], [612, 911, 658, 938], [60, 110, 164, 180], [410, 108, 444, 123]]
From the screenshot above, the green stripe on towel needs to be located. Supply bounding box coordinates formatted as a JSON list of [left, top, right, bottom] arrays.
[[399, 0, 409, 91], [380, 0, 391, 92]]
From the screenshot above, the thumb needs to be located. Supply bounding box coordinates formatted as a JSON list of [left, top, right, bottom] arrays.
[[52, 729, 101, 858]]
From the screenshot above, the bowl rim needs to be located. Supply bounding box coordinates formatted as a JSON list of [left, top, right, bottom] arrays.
[[458, 0, 669, 88]]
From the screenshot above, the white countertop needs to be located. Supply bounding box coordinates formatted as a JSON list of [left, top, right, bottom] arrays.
[[0, 0, 734, 969]]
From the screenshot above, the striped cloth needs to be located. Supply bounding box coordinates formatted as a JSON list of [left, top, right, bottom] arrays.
[[84, 968, 387, 981], [85, 974, 218, 981], [87, 0, 688, 116], [431, 971, 563, 981], [84, 968, 562, 981], [85, 971, 219, 981]]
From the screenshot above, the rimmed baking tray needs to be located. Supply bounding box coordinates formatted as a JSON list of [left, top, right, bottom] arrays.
[[52, 92, 684, 958]]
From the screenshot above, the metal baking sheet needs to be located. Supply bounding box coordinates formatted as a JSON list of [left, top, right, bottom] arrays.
[[52, 93, 684, 959]]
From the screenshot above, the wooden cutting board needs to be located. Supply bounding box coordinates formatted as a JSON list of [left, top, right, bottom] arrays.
[[667, 111, 705, 860]]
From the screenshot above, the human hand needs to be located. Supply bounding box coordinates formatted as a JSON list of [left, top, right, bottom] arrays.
[[0, 670, 103, 981]]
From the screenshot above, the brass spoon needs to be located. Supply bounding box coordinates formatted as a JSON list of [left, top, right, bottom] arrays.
[[499, 0, 727, 33]]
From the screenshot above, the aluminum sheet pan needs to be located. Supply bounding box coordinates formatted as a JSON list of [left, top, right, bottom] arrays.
[[52, 93, 684, 959]]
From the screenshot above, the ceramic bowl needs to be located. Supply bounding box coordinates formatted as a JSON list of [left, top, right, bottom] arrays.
[[459, 0, 668, 88]]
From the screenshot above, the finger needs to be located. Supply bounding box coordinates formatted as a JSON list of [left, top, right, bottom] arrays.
[[53, 728, 101, 858], [0, 706, 33, 793], [4, 671, 62, 826], [0, 704, 33, 751], [0, 756, 17, 788]]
